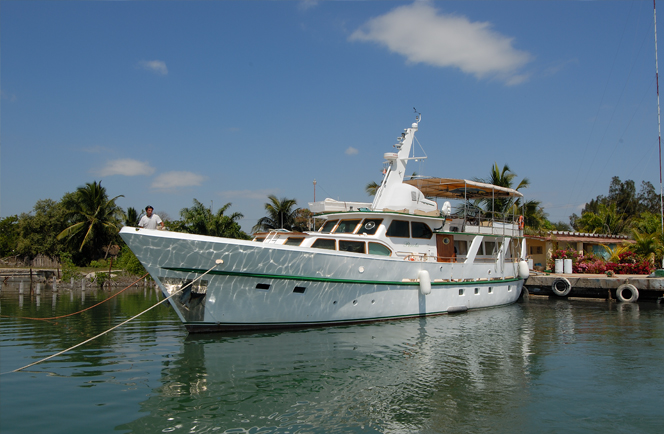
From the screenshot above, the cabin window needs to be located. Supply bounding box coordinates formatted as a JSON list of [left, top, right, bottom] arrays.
[[368, 243, 392, 256], [320, 220, 338, 233], [411, 222, 433, 239], [285, 237, 304, 246], [360, 218, 382, 235], [454, 240, 468, 256], [339, 240, 365, 253], [484, 241, 497, 255], [311, 239, 336, 250], [254, 237, 265, 243], [386, 220, 410, 238], [335, 220, 361, 234]]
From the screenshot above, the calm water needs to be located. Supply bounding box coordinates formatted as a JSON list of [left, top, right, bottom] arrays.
[[1, 284, 663, 434]]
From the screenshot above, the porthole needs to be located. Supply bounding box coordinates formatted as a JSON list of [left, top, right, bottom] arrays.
[[459, 288, 464, 296], [474, 288, 479, 295], [488, 287, 493, 294], [293, 287, 306, 294], [256, 283, 270, 290]]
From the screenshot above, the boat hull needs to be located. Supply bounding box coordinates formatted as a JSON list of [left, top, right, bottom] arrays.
[[120, 227, 524, 332]]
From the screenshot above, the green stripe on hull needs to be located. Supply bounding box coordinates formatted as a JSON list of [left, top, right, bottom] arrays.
[[162, 266, 522, 286]]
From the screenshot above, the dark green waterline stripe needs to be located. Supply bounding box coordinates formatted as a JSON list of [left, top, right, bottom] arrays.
[[181, 301, 516, 327], [162, 267, 522, 286]]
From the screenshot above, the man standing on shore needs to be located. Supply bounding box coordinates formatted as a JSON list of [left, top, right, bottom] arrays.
[[138, 205, 164, 230]]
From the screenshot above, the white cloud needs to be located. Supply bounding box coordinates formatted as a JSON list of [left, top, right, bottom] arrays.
[[345, 146, 359, 156], [218, 189, 280, 200], [96, 158, 155, 176], [138, 60, 168, 75], [298, 0, 319, 11], [151, 171, 205, 190], [349, 2, 532, 85]]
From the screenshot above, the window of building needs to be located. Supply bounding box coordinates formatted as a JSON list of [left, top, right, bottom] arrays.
[[368, 243, 392, 256], [386, 220, 410, 237], [311, 239, 336, 250], [411, 222, 433, 239], [359, 218, 382, 235], [320, 220, 338, 233], [334, 220, 361, 234], [339, 240, 365, 253]]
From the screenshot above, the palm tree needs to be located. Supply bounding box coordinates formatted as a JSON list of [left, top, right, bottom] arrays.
[[171, 199, 248, 239], [477, 163, 530, 220], [577, 203, 625, 235], [366, 181, 380, 197], [57, 181, 124, 255], [630, 229, 663, 265], [253, 195, 299, 232], [125, 207, 139, 227]]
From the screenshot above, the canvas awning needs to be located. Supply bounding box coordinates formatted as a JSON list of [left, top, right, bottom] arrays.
[[404, 177, 523, 199]]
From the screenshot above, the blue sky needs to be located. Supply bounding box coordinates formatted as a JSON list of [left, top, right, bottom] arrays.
[[2, 0, 662, 232]]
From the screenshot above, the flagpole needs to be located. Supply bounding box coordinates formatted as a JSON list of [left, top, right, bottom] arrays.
[[655, 0, 664, 267]]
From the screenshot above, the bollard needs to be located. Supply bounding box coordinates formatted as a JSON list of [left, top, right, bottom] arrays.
[[19, 281, 24, 294], [36, 283, 41, 295], [70, 277, 74, 287], [81, 279, 85, 291], [53, 277, 57, 292]]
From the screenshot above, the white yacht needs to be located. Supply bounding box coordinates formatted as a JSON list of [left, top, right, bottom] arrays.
[[120, 115, 529, 332]]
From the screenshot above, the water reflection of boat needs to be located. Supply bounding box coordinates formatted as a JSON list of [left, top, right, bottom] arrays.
[[121, 114, 528, 332], [118, 306, 534, 433]]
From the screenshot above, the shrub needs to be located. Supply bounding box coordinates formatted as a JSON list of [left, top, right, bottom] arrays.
[[115, 245, 147, 277], [60, 252, 81, 281]]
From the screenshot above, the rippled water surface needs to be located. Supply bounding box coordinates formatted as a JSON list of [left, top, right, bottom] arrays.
[[1, 284, 663, 433]]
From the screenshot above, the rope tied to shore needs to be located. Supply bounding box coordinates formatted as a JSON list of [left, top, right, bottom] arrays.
[[0, 273, 150, 321], [1, 259, 223, 375]]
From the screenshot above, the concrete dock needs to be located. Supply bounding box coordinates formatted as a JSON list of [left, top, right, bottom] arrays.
[[525, 273, 664, 302]]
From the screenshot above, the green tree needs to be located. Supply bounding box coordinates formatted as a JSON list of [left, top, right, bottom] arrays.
[[476, 163, 532, 228], [631, 211, 661, 235], [575, 177, 659, 232], [125, 207, 140, 227], [0, 216, 19, 257], [630, 229, 663, 265], [16, 198, 70, 260], [253, 195, 299, 232], [576, 202, 625, 235], [169, 199, 249, 239], [365, 181, 380, 197], [56, 181, 124, 259]]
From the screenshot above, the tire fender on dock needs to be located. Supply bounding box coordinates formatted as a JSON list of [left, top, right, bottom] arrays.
[[551, 277, 572, 297], [418, 269, 431, 295], [616, 284, 639, 303]]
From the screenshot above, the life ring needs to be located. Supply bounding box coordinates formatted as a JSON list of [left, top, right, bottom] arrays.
[[518, 215, 524, 230], [616, 284, 639, 303], [551, 277, 571, 297]]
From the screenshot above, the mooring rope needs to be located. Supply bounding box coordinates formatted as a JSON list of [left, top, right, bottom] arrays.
[[1, 260, 223, 375], [0, 273, 150, 321]]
